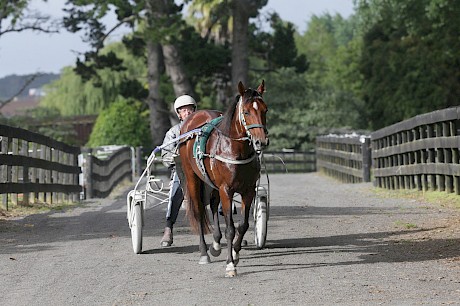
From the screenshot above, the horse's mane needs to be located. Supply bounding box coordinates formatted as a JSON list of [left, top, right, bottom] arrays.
[[219, 94, 240, 135], [219, 88, 262, 135]]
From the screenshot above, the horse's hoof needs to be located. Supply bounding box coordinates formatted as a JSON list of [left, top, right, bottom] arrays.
[[199, 255, 211, 264], [225, 270, 237, 278], [241, 239, 247, 247], [225, 262, 237, 277], [209, 246, 221, 257]]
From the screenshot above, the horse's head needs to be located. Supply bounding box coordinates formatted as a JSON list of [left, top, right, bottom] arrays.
[[237, 80, 269, 154]]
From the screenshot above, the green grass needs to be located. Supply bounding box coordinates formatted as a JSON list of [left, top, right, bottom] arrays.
[[372, 187, 460, 209], [1, 178, 132, 220], [1, 200, 81, 219], [394, 220, 418, 229]]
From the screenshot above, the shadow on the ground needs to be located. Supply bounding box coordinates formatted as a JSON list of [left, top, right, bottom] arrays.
[[1, 186, 459, 271]]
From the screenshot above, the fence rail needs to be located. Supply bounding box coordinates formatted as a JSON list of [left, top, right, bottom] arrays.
[[263, 150, 316, 173], [371, 107, 460, 194], [316, 135, 371, 183], [141, 148, 316, 176], [0, 124, 81, 210]]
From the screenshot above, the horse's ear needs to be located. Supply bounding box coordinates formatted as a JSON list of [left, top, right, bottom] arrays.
[[257, 80, 265, 96], [238, 81, 245, 96]]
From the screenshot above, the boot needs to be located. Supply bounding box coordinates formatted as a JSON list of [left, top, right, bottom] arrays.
[[160, 227, 173, 247]]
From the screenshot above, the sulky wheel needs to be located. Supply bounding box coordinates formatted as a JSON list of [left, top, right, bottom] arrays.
[[130, 202, 143, 254], [253, 197, 268, 249]]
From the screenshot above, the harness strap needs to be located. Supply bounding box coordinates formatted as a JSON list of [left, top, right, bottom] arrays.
[[205, 153, 257, 165]]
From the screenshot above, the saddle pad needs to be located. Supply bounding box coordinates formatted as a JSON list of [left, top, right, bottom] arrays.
[[193, 116, 224, 159]]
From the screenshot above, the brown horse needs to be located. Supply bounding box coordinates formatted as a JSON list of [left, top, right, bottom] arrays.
[[179, 80, 269, 277]]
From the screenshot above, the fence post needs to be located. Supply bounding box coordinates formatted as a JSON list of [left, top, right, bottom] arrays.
[[82, 148, 93, 199], [362, 137, 371, 183], [1, 136, 9, 210]]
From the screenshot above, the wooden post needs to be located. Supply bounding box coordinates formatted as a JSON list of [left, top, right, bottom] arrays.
[[45, 146, 52, 204], [72, 152, 80, 202], [30, 143, 37, 204], [362, 137, 371, 182], [21, 140, 29, 206], [39, 144, 46, 203], [11, 138, 18, 205], [52, 148, 58, 203], [1, 136, 9, 210], [83, 148, 93, 199]]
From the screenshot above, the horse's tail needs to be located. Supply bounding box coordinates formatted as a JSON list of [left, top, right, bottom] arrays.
[[184, 180, 212, 235]]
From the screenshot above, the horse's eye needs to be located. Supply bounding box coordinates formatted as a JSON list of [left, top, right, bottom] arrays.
[[244, 111, 250, 116]]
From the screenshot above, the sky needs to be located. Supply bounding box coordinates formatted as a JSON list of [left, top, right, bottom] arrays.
[[0, 0, 355, 78]]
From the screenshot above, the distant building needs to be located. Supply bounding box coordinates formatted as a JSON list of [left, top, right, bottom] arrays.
[[0, 95, 41, 117], [28, 88, 45, 97]]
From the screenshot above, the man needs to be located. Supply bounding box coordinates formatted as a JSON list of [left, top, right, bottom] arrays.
[[160, 94, 196, 247]]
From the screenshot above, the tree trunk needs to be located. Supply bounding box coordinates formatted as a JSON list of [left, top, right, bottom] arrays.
[[231, 0, 250, 96], [146, 40, 171, 147], [162, 44, 194, 96], [145, 0, 171, 147]]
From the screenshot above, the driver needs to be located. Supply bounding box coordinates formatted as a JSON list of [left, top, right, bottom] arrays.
[[160, 94, 197, 247]]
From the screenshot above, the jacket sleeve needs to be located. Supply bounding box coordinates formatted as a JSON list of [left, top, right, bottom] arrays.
[[161, 126, 179, 168]]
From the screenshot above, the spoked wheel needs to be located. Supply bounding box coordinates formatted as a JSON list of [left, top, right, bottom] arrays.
[[253, 197, 268, 249], [131, 202, 143, 254]]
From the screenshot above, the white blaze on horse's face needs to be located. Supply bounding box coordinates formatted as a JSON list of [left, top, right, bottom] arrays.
[[252, 101, 258, 110]]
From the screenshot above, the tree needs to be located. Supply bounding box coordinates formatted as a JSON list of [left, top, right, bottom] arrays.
[[63, 0, 192, 146], [356, 0, 460, 129], [87, 97, 151, 147], [40, 42, 148, 116], [292, 13, 363, 132], [266, 14, 308, 73], [186, 0, 268, 102], [230, 0, 267, 94]]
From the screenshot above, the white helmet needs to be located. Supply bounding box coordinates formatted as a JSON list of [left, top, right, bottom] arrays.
[[174, 95, 196, 115]]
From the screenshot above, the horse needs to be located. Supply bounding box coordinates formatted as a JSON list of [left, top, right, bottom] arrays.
[[178, 80, 269, 277]]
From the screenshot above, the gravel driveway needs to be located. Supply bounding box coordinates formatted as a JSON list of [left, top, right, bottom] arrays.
[[1, 173, 460, 305]]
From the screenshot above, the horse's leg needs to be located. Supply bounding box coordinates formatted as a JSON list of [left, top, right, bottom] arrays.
[[209, 189, 222, 257], [233, 190, 256, 266], [220, 189, 237, 277], [189, 176, 210, 264]]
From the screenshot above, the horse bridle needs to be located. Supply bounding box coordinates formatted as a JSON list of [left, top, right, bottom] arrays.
[[237, 96, 268, 148]]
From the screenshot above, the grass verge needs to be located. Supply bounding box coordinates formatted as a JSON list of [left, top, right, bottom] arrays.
[[373, 187, 460, 209]]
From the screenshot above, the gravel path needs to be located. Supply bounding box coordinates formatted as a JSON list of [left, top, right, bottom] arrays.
[[1, 173, 460, 305]]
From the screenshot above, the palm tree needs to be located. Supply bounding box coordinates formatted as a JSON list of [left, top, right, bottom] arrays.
[[188, 0, 267, 102]]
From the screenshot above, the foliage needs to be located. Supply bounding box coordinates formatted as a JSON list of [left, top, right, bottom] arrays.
[[267, 15, 308, 73], [356, 0, 460, 129], [258, 68, 311, 150], [40, 42, 147, 116], [87, 97, 151, 148], [6, 0, 460, 151], [292, 13, 362, 133]]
